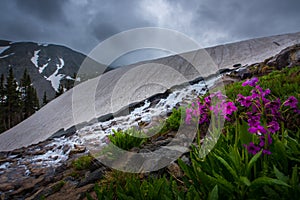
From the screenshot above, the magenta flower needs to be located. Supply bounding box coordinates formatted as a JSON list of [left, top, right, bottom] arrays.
[[267, 121, 280, 133], [266, 98, 281, 111], [225, 102, 237, 115], [247, 114, 261, 127], [211, 91, 226, 100], [237, 94, 252, 107], [204, 96, 211, 105], [283, 96, 298, 109], [199, 113, 209, 124], [244, 142, 261, 155], [263, 88, 271, 96], [259, 134, 272, 147], [242, 77, 258, 87], [185, 108, 192, 124], [262, 149, 272, 155], [248, 125, 267, 135], [192, 109, 200, 117]]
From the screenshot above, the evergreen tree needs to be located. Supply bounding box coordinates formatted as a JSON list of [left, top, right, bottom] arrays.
[[0, 74, 5, 131], [20, 69, 39, 119], [42, 91, 48, 106], [5, 67, 21, 129]]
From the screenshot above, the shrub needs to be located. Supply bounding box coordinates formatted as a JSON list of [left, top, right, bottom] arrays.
[[72, 155, 93, 170], [108, 128, 146, 150], [180, 72, 300, 199], [157, 107, 184, 135], [87, 171, 199, 200]]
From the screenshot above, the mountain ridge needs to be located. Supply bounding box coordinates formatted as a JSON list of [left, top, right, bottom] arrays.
[[0, 41, 112, 103]]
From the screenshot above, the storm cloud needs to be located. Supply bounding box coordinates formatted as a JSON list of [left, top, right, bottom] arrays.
[[0, 0, 299, 56]]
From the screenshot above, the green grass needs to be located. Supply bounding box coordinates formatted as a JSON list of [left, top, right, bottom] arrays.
[[108, 128, 146, 150], [72, 155, 93, 170], [225, 66, 300, 101], [86, 171, 199, 200]]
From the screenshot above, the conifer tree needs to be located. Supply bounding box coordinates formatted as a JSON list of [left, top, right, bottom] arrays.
[[20, 69, 39, 119], [42, 91, 48, 106], [0, 74, 5, 131], [5, 67, 21, 129]]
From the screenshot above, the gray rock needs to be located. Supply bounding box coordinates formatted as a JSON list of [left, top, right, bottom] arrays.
[[76, 168, 104, 188]]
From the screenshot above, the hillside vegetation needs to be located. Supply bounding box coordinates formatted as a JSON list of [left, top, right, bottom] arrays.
[[86, 66, 300, 200]]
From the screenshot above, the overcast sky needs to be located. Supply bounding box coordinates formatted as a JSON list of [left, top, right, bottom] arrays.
[[1, 0, 299, 62]]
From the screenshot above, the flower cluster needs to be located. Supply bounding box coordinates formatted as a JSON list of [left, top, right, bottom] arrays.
[[185, 91, 237, 125], [185, 77, 299, 156], [238, 77, 299, 155]]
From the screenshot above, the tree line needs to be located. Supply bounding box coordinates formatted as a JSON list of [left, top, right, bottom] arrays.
[[0, 68, 41, 133]]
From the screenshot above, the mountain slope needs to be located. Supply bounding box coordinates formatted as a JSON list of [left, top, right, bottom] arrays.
[[0, 41, 111, 102], [0, 32, 300, 151]]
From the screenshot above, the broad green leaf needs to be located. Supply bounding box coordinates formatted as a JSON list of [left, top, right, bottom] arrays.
[[208, 185, 218, 200], [291, 165, 299, 187], [251, 177, 291, 188], [239, 121, 254, 145], [228, 146, 241, 172], [214, 154, 239, 181], [273, 165, 289, 183], [240, 176, 251, 186], [212, 172, 234, 192], [246, 150, 262, 176]]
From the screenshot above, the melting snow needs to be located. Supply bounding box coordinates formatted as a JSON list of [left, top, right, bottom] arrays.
[[31, 50, 40, 68], [77, 76, 219, 147], [66, 76, 74, 80], [0, 162, 10, 169], [0, 46, 9, 55], [0, 52, 15, 59], [47, 58, 65, 91]]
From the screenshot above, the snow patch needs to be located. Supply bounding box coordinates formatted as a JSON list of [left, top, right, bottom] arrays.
[[0, 52, 15, 59], [0, 162, 10, 169], [0, 46, 9, 55], [39, 43, 48, 47], [31, 50, 40, 68], [46, 58, 65, 91], [66, 76, 74, 80]]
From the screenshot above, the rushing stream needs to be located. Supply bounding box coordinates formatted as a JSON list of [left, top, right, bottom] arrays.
[[0, 75, 221, 180]]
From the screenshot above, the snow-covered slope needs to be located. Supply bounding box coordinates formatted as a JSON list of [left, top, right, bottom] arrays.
[[0, 41, 111, 102], [0, 32, 300, 151]]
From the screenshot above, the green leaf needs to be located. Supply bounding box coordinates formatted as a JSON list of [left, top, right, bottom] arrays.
[[273, 165, 289, 183], [240, 176, 251, 186], [208, 185, 218, 200], [251, 177, 291, 188], [86, 192, 94, 200], [272, 139, 288, 172], [212, 172, 234, 192], [239, 121, 254, 145], [246, 150, 262, 176], [291, 165, 299, 187], [214, 154, 239, 181]]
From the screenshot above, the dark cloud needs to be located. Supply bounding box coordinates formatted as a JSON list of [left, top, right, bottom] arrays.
[[0, 0, 299, 59], [192, 0, 300, 44], [14, 0, 68, 23]]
